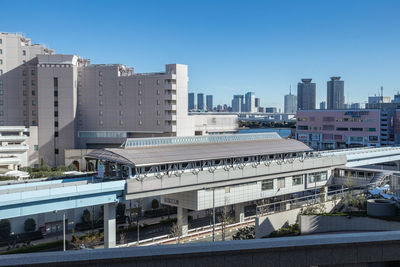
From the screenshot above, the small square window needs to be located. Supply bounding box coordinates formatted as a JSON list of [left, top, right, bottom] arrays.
[[0, 59, 2, 65], [99, 81, 103, 86], [0, 80, 2, 86], [54, 121, 58, 127], [32, 110, 36, 116], [54, 101, 58, 107], [99, 100, 103, 106], [99, 71, 103, 76], [119, 81, 123, 86], [23, 110, 27, 116], [54, 111, 58, 117], [54, 91, 58, 97], [55, 131, 59, 137], [23, 90, 27, 96], [22, 50, 26, 56], [32, 120, 37, 126], [55, 149, 59, 154], [0, 49, 2, 55], [119, 110, 123, 116], [32, 90, 35, 96], [99, 110, 103, 116], [99, 120, 103, 125], [0, 110, 3, 116], [31, 80, 35, 86], [23, 70, 27, 76], [157, 80, 160, 85], [31, 70, 35, 76], [32, 100, 36, 106], [0, 90, 3, 95], [157, 100, 160, 105], [119, 90, 123, 96], [138, 80, 142, 86], [23, 80, 27, 86], [120, 120, 124, 125], [0, 100, 3, 105], [157, 90, 160, 95], [34, 145, 39, 151], [138, 120, 142, 125], [99, 90, 103, 96]]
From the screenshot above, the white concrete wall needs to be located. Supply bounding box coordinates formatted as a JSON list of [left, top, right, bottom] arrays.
[[300, 215, 400, 235], [255, 200, 336, 238]]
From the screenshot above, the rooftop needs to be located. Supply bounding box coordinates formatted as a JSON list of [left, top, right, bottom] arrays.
[[87, 135, 311, 167]]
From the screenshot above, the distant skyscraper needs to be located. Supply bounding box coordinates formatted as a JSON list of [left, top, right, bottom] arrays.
[[284, 87, 297, 113], [327, 76, 345, 109], [320, 101, 326, 110], [206, 95, 213, 111], [350, 103, 361, 109], [232, 95, 244, 112], [297, 79, 316, 110], [197, 93, 204, 110], [188, 93, 195, 110], [255, 98, 260, 108], [245, 92, 256, 112]]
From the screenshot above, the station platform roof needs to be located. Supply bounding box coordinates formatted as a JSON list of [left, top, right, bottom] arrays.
[[86, 136, 312, 167]]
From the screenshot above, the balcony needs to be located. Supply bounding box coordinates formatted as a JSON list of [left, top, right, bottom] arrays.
[[0, 144, 29, 152], [164, 84, 177, 90], [0, 136, 27, 142], [165, 105, 177, 111]]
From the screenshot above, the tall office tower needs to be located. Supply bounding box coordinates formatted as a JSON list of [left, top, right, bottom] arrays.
[[232, 95, 244, 112], [245, 92, 256, 112], [350, 103, 361, 109], [188, 93, 195, 110], [327, 76, 345, 109], [255, 97, 260, 108], [197, 93, 204, 110], [320, 101, 326, 110], [284, 91, 297, 113], [206, 95, 213, 111], [297, 79, 316, 110]]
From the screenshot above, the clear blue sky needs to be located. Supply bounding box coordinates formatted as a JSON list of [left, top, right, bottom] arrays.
[[1, 0, 400, 110]]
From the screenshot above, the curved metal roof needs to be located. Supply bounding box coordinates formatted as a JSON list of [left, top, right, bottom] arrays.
[[86, 138, 312, 167]]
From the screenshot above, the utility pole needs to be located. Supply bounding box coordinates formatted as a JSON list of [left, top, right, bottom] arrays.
[[63, 213, 66, 251], [212, 187, 215, 242]]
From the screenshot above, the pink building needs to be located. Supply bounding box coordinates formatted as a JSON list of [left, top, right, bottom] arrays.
[[296, 109, 381, 149]]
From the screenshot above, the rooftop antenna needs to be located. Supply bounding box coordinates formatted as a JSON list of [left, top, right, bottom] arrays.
[[289, 84, 292, 95]]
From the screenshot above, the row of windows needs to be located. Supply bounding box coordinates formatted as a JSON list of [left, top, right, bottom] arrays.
[[97, 119, 164, 126], [261, 172, 327, 191], [22, 70, 35, 76]]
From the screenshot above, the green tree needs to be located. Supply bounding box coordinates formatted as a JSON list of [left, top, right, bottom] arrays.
[[232, 226, 255, 240], [24, 218, 36, 232], [151, 199, 159, 210], [0, 219, 11, 240]]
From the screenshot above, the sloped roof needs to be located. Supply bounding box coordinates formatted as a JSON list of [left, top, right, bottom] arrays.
[[86, 138, 311, 167]]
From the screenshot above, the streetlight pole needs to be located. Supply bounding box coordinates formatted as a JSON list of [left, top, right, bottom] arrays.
[[63, 213, 66, 251], [212, 187, 215, 242], [54, 210, 59, 241]]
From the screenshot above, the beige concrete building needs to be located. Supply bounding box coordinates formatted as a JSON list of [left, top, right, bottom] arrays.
[[0, 33, 237, 167]]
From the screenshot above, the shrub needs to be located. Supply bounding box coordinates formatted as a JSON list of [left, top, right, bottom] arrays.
[[55, 165, 69, 172], [0, 219, 11, 240], [269, 224, 299, 238], [232, 226, 255, 240], [1, 240, 63, 255], [67, 164, 78, 171], [24, 218, 36, 233]]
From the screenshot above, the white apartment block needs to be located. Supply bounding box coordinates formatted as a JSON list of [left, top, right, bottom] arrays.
[[0, 33, 237, 167]]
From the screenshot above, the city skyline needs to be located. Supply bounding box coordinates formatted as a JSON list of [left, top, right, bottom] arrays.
[[1, 0, 399, 110]]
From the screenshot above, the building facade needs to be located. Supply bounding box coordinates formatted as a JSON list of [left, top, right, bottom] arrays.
[[206, 95, 213, 111], [197, 93, 204, 110], [320, 101, 326, 110], [297, 79, 316, 110], [284, 93, 297, 113], [296, 109, 381, 149], [188, 92, 195, 110], [327, 77, 344, 110], [232, 95, 244, 112], [245, 92, 256, 113], [0, 33, 238, 167]]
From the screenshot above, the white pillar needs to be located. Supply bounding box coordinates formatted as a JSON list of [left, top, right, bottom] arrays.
[[323, 186, 328, 202], [234, 203, 245, 223], [104, 202, 116, 248], [177, 207, 188, 236]]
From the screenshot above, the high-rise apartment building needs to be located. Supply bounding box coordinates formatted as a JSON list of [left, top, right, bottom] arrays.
[[232, 95, 244, 112], [320, 101, 326, 110], [206, 95, 213, 111], [188, 93, 195, 110], [0, 33, 238, 167], [284, 92, 297, 113], [245, 92, 256, 113], [255, 98, 260, 108], [327, 76, 344, 109], [297, 79, 316, 110], [197, 93, 204, 110]]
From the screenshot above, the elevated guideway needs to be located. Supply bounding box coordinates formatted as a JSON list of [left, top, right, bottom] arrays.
[[0, 177, 125, 220], [321, 146, 400, 167]]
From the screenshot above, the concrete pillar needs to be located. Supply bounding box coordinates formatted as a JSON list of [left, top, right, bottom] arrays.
[[104, 202, 116, 248], [323, 186, 328, 202], [234, 203, 245, 223], [177, 207, 188, 236]]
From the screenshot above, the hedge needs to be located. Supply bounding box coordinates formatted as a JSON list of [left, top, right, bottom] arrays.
[[1, 240, 63, 255]]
